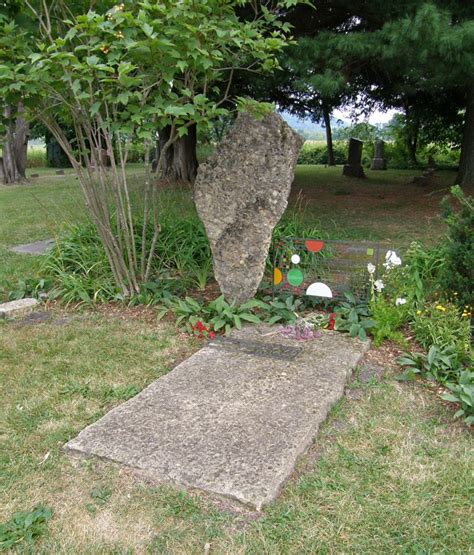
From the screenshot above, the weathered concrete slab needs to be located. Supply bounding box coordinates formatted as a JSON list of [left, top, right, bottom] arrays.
[[10, 239, 55, 255], [0, 298, 39, 319], [65, 327, 369, 510]]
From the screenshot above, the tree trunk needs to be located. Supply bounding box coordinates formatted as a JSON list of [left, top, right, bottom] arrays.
[[408, 128, 418, 166], [322, 105, 335, 166], [456, 84, 474, 187], [1, 103, 29, 184], [171, 123, 198, 183], [14, 103, 29, 178], [154, 125, 174, 177]]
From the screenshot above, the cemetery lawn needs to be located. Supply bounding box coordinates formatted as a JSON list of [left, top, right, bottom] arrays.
[[1, 166, 472, 552]]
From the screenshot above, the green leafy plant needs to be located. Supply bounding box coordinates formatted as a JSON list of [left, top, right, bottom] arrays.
[[127, 279, 186, 307], [260, 294, 302, 325], [297, 141, 347, 165], [6, 277, 52, 301], [411, 301, 471, 357], [43, 225, 119, 305], [371, 296, 409, 346], [157, 295, 205, 328], [158, 295, 265, 336], [0, 505, 53, 551], [396, 345, 465, 383], [206, 296, 264, 335], [396, 241, 446, 306], [90, 486, 113, 506], [335, 292, 375, 340], [442, 370, 474, 425]]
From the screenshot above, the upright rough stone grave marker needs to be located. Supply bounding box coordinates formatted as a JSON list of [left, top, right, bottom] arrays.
[[194, 112, 303, 304], [343, 137, 365, 178], [371, 139, 387, 170]]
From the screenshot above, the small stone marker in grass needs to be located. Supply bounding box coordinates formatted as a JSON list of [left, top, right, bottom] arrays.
[[10, 239, 55, 256], [0, 298, 39, 319], [65, 325, 369, 510]]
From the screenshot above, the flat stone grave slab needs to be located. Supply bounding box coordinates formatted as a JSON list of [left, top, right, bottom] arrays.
[[65, 326, 369, 510], [10, 239, 55, 256]]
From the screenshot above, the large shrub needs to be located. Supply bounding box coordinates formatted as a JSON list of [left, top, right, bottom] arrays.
[[297, 141, 346, 165], [439, 186, 474, 311]]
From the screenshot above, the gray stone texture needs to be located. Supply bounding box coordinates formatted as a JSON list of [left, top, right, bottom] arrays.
[[343, 137, 365, 178], [0, 298, 39, 319], [371, 139, 387, 170], [194, 112, 304, 304], [65, 326, 369, 510], [10, 239, 54, 255]]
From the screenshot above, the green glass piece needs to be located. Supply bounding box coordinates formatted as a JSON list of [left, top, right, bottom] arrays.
[[366, 248, 374, 256], [287, 268, 304, 287]]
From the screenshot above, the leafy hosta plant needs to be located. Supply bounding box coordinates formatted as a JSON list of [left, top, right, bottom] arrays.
[[335, 292, 375, 340], [396, 344, 465, 383], [158, 295, 265, 336], [442, 370, 474, 425], [260, 294, 302, 325], [206, 296, 264, 335]]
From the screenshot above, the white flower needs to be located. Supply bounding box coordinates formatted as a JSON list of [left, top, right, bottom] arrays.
[[384, 250, 402, 269], [395, 297, 407, 306], [374, 279, 385, 292], [367, 262, 376, 274]]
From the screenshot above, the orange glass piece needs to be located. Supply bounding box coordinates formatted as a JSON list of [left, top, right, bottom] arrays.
[[273, 268, 283, 285]]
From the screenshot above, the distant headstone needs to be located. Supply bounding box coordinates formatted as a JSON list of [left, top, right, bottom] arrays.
[[30, 173, 39, 178], [194, 112, 303, 304], [371, 139, 387, 170], [55, 169, 65, 175], [343, 138, 365, 178], [46, 137, 71, 168]]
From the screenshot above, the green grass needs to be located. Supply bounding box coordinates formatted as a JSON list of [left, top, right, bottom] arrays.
[[1, 165, 471, 552], [0, 172, 86, 288], [289, 166, 457, 243]]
